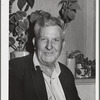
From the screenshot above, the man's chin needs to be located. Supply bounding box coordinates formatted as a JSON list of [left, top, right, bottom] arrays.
[[42, 58, 56, 64]]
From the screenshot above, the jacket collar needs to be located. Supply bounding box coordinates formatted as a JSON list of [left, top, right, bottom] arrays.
[[33, 52, 61, 75], [30, 53, 48, 100]]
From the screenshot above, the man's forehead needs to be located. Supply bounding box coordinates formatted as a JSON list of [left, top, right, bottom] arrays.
[[40, 26, 62, 36]]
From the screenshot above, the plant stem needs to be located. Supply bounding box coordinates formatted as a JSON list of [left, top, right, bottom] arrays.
[[11, 45, 17, 51]]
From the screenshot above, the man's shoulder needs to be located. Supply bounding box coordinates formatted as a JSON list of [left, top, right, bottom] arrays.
[[58, 62, 74, 76], [9, 54, 34, 79], [9, 54, 33, 65], [9, 54, 33, 72], [58, 62, 70, 71]]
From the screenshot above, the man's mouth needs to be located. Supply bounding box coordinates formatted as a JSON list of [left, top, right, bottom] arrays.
[[44, 52, 54, 56]]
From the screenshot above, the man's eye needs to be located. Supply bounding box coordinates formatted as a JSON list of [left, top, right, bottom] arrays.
[[40, 38, 46, 41], [54, 39, 60, 42]]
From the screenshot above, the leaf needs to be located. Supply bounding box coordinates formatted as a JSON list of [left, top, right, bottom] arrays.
[[58, 0, 68, 6], [67, 10, 76, 20], [9, 14, 17, 24], [21, 35, 28, 44], [58, 1, 63, 5], [69, 0, 77, 3], [39, 11, 51, 18], [15, 13, 23, 22], [30, 11, 40, 23], [17, 11, 27, 17], [75, 68, 81, 75], [70, 3, 80, 10], [17, 0, 26, 10], [15, 26, 23, 34], [73, 50, 81, 55], [24, 4, 30, 11], [59, 6, 70, 23], [9, 24, 16, 33], [9, 37, 15, 46], [18, 19, 29, 31], [26, 0, 35, 8]]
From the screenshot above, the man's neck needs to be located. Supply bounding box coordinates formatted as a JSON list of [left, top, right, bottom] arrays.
[[33, 52, 57, 77], [40, 63, 55, 78]]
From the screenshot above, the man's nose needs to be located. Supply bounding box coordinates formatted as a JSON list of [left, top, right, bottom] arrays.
[[45, 40, 53, 50]]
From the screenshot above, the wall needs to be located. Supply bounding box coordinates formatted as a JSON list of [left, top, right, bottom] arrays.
[[76, 84, 95, 100], [85, 0, 95, 60]]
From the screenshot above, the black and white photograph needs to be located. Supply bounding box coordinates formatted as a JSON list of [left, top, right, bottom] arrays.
[[1, 0, 99, 100]]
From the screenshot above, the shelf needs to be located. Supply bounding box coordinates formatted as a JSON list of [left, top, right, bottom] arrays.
[[75, 78, 95, 85]]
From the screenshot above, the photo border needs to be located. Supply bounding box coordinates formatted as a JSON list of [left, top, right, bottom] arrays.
[[1, 0, 99, 100]]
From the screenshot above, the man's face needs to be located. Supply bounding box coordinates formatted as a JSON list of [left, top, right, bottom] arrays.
[[35, 26, 64, 66]]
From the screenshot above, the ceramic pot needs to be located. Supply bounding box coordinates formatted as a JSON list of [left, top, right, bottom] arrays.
[[75, 64, 92, 78], [10, 51, 29, 60], [67, 58, 75, 76]]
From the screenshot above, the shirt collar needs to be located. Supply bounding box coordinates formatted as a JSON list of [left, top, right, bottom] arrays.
[[33, 52, 61, 75]]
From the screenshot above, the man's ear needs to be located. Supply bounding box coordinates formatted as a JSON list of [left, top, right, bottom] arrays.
[[62, 31, 66, 49], [32, 38, 36, 46]]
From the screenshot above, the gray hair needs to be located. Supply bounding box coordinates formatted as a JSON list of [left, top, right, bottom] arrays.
[[34, 16, 65, 37]]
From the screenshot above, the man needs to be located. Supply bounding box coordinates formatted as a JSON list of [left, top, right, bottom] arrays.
[[9, 15, 81, 100]]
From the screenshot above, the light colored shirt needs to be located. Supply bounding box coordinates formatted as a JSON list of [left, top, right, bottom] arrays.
[[33, 52, 66, 100]]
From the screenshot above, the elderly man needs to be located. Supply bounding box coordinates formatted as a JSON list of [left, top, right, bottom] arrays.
[[9, 15, 81, 100]]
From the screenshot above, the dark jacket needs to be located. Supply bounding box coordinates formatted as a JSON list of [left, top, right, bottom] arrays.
[[9, 54, 81, 100]]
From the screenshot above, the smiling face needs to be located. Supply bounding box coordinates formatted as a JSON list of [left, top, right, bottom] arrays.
[[34, 26, 64, 66]]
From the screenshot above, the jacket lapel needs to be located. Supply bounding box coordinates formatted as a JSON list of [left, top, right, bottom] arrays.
[[30, 61, 48, 100], [59, 62, 73, 100], [59, 67, 69, 100], [59, 62, 79, 100]]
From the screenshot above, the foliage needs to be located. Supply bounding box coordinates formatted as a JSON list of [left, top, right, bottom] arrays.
[[9, 0, 35, 51], [9, 0, 35, 13], [9, 11, 29, 51], [67, 50, 81, 59], [17, 0, 35, 11], [30, 10, 51, 23], [58, 0, 80, 25], [75, 54, 95, 78], [9, 37, 16, 50], [68, 50, 95, 78]]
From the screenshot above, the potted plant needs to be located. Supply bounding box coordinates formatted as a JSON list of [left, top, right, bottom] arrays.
[[9, 0, 35, 59], [58, 0, 80, 29], [67, 50, 81, 76], [75, 53, 95, 78], [9, 11, 30, 59]]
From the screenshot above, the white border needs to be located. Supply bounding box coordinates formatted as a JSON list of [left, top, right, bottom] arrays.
[[1, 0, 9, 100], [96, 0, 99, 100], [1, 0, 99, 100]]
